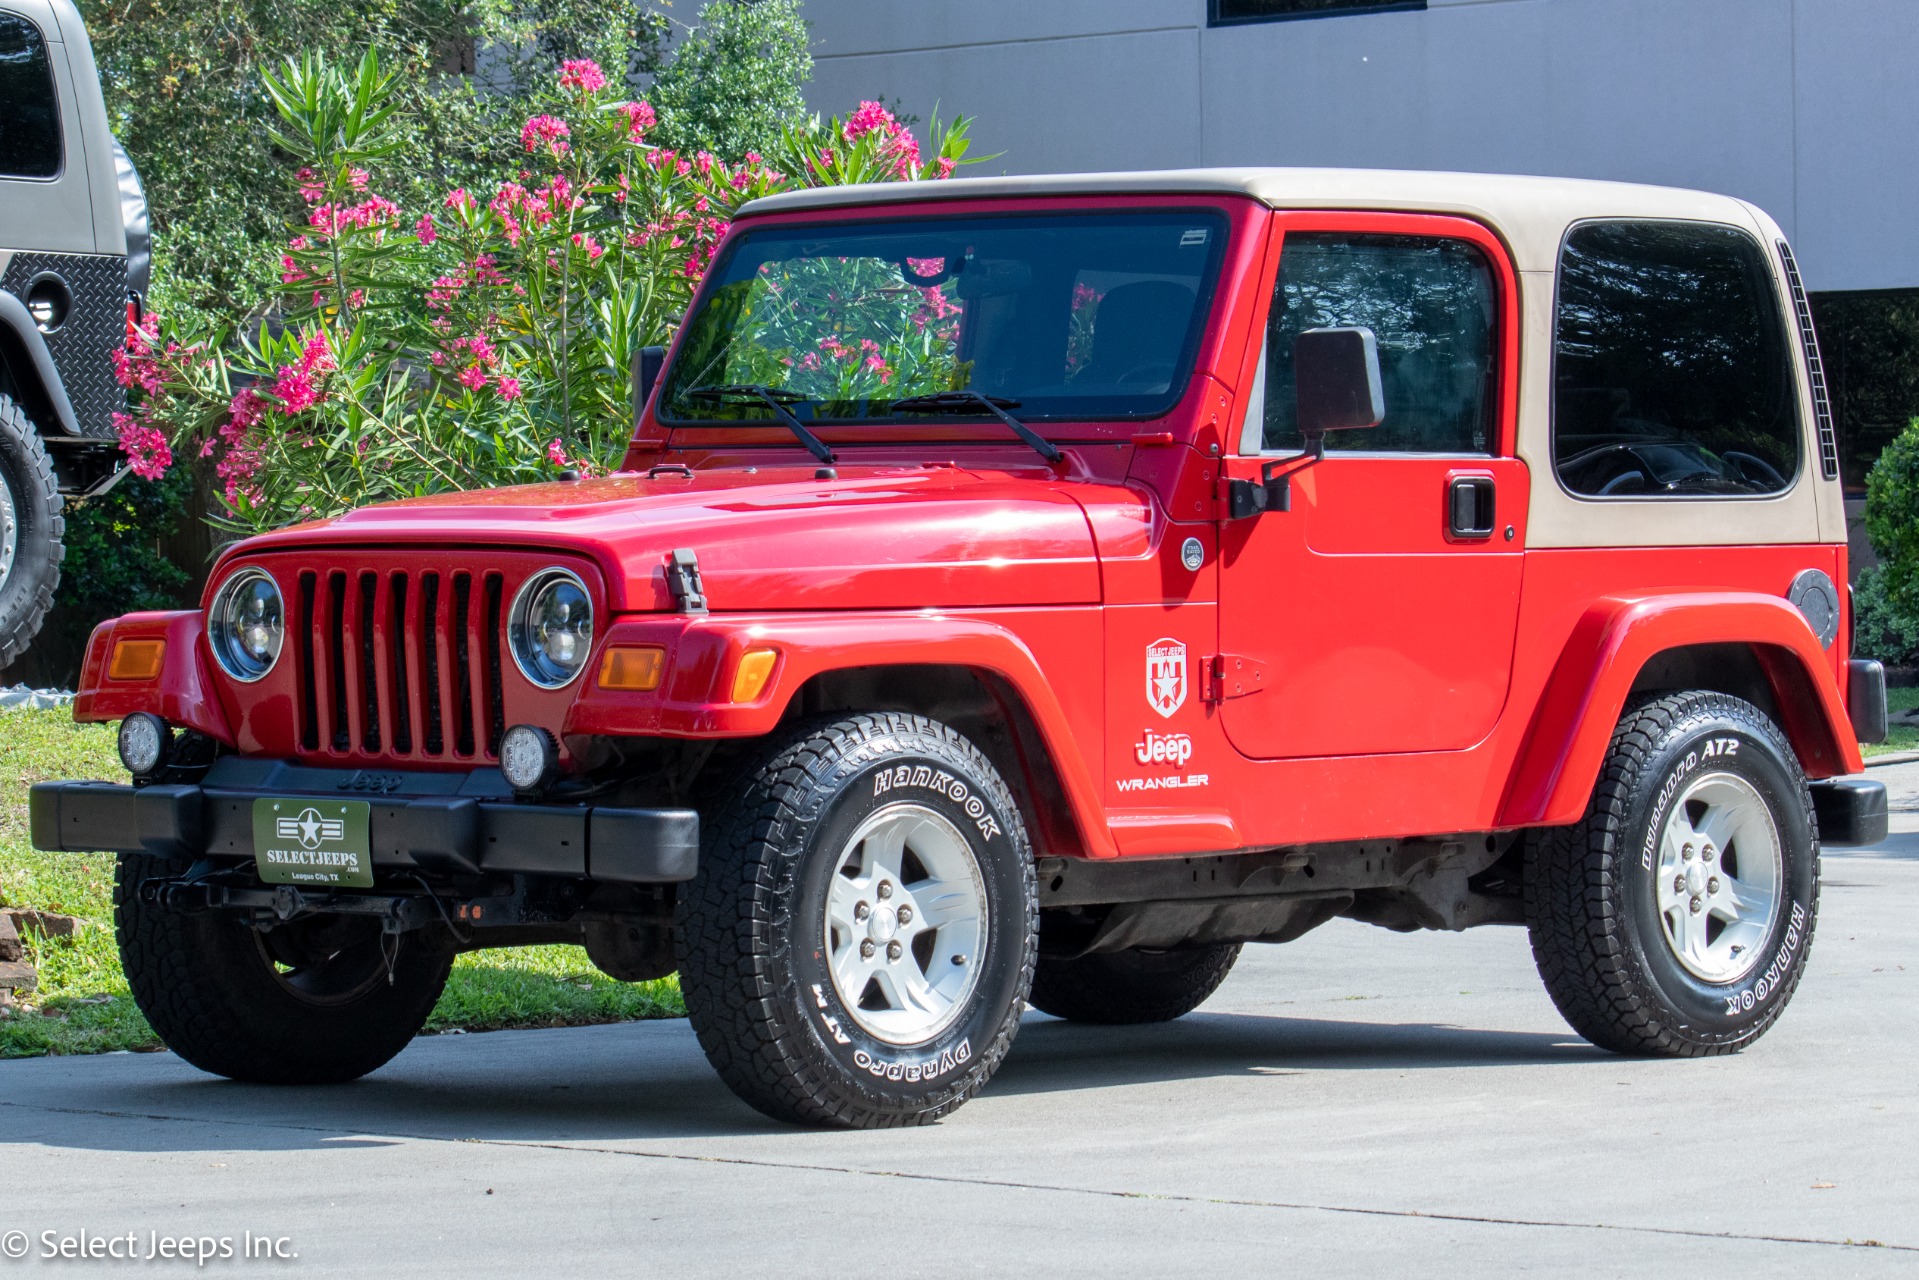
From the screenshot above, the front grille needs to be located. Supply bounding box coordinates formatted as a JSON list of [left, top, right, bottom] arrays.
[[293, 567, 506, 762]]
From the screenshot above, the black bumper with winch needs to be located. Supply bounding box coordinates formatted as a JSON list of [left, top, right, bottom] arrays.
[[29, 757, 698, 885]]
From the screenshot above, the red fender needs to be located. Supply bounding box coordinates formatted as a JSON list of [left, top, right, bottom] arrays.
[[1499, 593, 1859, 829], [72, 611, 235, 744], [565, 612, 1117, 857]]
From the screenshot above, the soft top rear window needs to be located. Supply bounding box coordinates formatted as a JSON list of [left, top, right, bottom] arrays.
[[1553, 220, 1801, 499], [659, 209, 1229, 426]]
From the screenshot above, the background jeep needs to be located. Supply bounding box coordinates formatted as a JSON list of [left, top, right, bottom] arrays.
[[0, 0, 149, 665], [31, 168, 1891, 1129]]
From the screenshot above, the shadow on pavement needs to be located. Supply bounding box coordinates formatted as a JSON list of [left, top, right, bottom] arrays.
[[5, 1008, 1596, 1154]]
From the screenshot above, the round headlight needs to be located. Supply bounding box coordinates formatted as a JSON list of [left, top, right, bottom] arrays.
[[207, 568, 284, 682], [510, 568, 593, 689]]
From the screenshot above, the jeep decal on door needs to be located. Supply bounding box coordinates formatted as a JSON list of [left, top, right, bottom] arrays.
[[1147, 638, 1187, 718]]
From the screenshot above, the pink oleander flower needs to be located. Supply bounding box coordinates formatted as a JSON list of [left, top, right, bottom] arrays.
[[571, 232, 604, 261], [844, 100, 898, 141], [416, 213, 437, 245], [272, 365, 322, 415], [520, 114, 572, 156], [114, 412, 172, 480], [497, 376, 522, 400], [296, 167, 324, 204], [472, 255, 508, 287], [935, 156, 957, 179], [300, 331, 336, 375], [545, 438, 574, 468], [348, 168, 370, 190], [885, 129, 922, 179], [559, 59, 606, 93], [617, 100, 656, 142], [457, 364, 489, 392], [744, 151, 762, 165], [444, 188, 475, 210], [280, 254, 307, 285]]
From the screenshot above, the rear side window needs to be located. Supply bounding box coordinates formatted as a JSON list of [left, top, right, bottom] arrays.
[[1260, 233, 1497, 454], [0, 13, 59, 178], [1554, 221, 1800, 498]]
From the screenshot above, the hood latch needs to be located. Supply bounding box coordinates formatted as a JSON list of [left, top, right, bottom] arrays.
[[666, 547, 708, 614]]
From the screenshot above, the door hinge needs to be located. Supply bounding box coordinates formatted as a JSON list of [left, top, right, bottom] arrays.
[[1205, 653, 1267, 702]]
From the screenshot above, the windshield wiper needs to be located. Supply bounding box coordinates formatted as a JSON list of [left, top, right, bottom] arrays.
[[889, 392, 1062, 464], [686, 384, 836, 464]]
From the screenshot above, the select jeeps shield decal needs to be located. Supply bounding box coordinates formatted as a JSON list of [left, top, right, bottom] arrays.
[[1147, 638, 1187, 719]]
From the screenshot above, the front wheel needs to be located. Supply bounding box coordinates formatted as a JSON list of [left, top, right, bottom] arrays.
[[676, 714, 1038, 1128], [0, 393, 63, 668], [1028, 944, 1241, 1024], [1525, 691, 1819, 1057], [114, 854, 452, 1083]]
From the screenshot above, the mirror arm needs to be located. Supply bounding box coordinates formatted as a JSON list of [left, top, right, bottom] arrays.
[[1228, 433, 1326, 520]]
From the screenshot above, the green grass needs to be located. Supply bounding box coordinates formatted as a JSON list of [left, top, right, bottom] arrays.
[[0, 708, 681, 1059], [1862, 685, 1919, 759]]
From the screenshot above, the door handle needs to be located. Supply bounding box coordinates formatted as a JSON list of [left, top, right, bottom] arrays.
[[1448, 475, 1496, 540]]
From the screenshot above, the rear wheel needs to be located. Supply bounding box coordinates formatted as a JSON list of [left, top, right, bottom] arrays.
[[677, 714, 1037, 1128], [0, 394, 62, 668], [1525, 691, 1819, 1057], [1028, 944, 1241, 1024], [114, 854, 452, 1083]]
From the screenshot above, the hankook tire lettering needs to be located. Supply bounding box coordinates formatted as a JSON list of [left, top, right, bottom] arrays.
[[872, 765, 1003, 840]]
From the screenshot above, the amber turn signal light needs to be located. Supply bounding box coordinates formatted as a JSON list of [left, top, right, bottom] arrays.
[[108, 638, 166, 681], [597, 645, 666, 691], [731, 648, 779, 703]]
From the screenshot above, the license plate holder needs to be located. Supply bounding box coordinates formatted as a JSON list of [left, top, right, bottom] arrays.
[[251, 798, 374, 888]]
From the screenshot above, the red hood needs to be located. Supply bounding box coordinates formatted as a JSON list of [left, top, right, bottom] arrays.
[[219, 462, 1134, 611]]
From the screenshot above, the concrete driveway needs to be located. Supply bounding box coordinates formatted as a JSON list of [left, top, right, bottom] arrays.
[[4, 766, 1917, 1277]]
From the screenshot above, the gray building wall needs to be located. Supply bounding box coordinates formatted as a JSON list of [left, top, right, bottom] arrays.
[[802, 0, 1918, 293]]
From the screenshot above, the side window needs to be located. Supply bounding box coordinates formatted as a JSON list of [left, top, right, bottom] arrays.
[[1261, 233, 1496, 453], [1553, 221, 1800, 498], [0, 12, 61, 179]]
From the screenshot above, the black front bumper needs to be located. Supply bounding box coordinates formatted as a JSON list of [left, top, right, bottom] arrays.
[[30, 759, 698, 884], [1810, 776, 1889, 849]]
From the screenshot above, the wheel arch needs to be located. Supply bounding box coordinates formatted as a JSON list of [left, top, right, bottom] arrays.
[[1499, 594, 1859, 829], [788, 663, 1093, 859], [0, 293, 81, 439], [566, 613, 1117, 858]]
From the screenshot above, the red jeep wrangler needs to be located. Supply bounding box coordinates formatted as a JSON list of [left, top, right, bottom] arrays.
[[33, 169, 1890, 1129]]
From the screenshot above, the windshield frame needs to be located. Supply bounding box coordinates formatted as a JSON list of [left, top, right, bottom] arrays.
[[654, 202, 1236, 435]]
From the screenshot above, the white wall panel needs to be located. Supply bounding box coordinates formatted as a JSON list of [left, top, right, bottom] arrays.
[[801, 0, 1910, 291]]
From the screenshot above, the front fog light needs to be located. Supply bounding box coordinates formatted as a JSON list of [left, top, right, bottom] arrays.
[[118, 712, 172, 777], [500, 724, 559, 793]]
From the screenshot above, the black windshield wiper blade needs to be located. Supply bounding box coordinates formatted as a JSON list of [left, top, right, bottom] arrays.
[[889, 391, 1062, 464], [686, 384, 836, 464]]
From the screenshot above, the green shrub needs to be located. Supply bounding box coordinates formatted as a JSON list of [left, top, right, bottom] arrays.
[[1853, 566, 1919, 667], [1865, 417, 1919, 612]]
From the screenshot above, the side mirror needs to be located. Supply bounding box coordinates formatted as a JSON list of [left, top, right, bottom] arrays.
[[1294, 326, 1384, 443], [632, 345, 667, 425], [1226, 326, 1386, 521]]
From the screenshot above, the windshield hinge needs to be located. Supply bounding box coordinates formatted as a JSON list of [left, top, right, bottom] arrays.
[[666, 548, 708, 614], [1204, 654, 1267, 703]]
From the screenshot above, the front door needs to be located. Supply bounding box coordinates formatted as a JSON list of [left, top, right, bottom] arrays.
[[1218, 214, 1528, 761]]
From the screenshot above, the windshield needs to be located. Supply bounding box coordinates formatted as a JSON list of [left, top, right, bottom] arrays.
[[659, 209, 1229, 425]]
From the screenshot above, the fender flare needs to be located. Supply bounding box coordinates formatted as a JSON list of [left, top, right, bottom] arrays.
[[0, 292, 82, 436], [1498, 593, 1861, 829], [566, 612, 1118, 857], [72, 610, 235, 744]]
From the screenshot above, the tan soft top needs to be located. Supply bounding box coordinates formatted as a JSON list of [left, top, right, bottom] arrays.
[[738, 168, 1775, 275]]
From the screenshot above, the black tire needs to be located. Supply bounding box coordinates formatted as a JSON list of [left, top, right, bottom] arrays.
[[676, 713, 1038, 1128], [113, 854, 453, 1084], [0, 393, 62, 668], [1525, 691, 1819, 1057], [1029, 944, 1241, 1024]]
